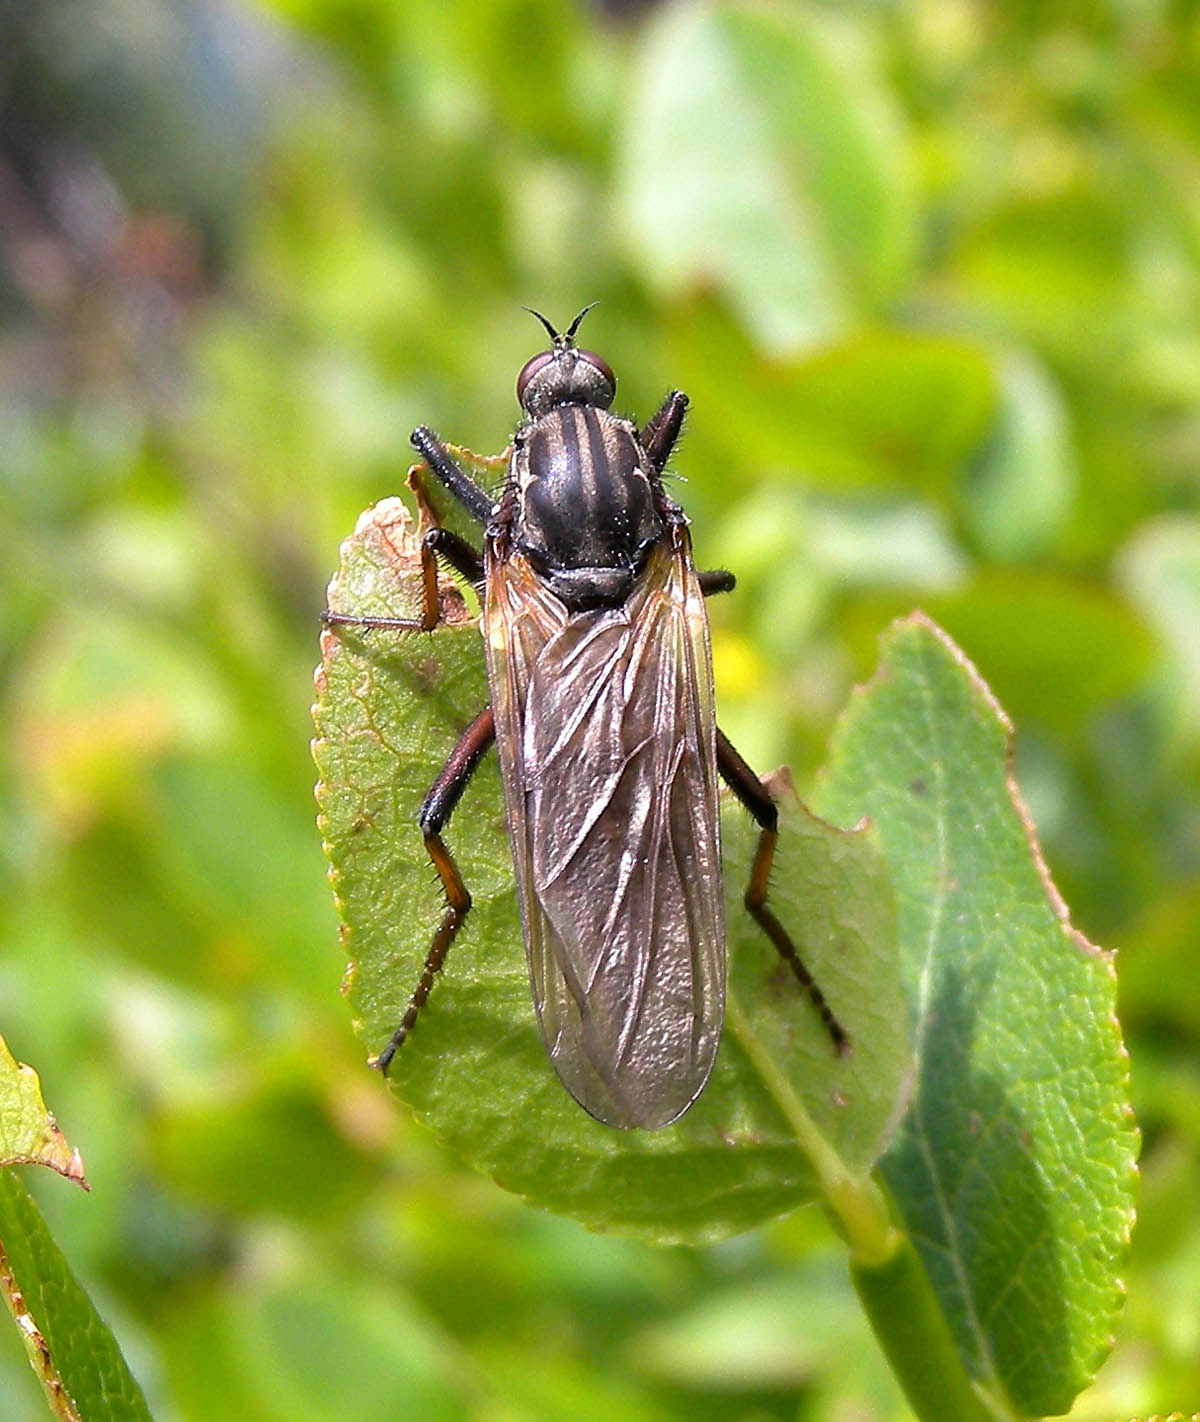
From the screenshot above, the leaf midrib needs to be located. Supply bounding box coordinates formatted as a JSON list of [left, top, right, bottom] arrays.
[[905, 652, 1011, 1415]]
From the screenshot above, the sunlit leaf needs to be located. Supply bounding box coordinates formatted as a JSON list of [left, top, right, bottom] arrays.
[[0, 1048, 147, 1421], [313, 491, 910, 1242], [814, 615, 1138, 1417], [0, 1173, 151, 1421], [619, 4, 915, 352]]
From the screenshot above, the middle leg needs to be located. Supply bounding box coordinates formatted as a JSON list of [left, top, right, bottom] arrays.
[[374, 706, 497, 1072]]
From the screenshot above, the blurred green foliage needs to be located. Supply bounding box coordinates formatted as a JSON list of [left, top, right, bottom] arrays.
[[1, 0, 1197, 1417]]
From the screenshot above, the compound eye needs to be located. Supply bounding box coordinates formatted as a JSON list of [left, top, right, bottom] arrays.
[[577, 349, 615, 392], [516, 350, 555, 405]]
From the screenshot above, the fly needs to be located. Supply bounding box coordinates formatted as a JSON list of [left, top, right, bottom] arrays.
[[323, 305, 848, 1129]]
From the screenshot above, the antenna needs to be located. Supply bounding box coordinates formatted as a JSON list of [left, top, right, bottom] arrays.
[[522, 307, 560, 344], [522, 302, 599, 348], [564, 302, 599, 342]]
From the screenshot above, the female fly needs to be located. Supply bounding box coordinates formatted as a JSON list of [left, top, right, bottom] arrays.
[[323, 306, 846, 1129]]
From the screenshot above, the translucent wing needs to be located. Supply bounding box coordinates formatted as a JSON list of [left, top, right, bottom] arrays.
[[484, 533, 723, 1129]]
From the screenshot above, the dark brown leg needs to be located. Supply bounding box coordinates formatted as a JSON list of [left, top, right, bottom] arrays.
[[374, 707, 496, 1072], [426, 527, 484, 586], [641, 390, 689, 473], [716, 729, 850, 1055], [411, 425, 494, 525], [698, 569, 735, 597]]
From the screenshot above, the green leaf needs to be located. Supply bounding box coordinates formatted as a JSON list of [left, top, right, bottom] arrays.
[[924, 572, 1152, 737], [0, 1172, 151, 1421], [313, 494, 910, 1243], [0, 1035, 86, 1185], [618, 4, 914, 352], [161, 1271, 468, 1422], [813, 614, 1138, 1418], [963, 348, 1079, 561], [673, 314, 997, 493], [1117, 513, 1200, 742], [1, 1043, 147, 1418]]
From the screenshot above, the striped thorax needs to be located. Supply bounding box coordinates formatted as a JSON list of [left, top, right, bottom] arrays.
[[507, 403, 665, 610]]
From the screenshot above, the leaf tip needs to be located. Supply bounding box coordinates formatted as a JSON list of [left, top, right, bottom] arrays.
[[1, 1044, 89, 1189], [64, 1148, 89, 1191]]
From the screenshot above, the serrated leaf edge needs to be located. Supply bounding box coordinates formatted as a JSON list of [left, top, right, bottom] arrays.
[[0, 1234, 82, 1422], [835, 609, 1140, 1404]]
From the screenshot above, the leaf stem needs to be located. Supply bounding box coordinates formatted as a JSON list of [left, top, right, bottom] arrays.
[[850, 1224, 1008, 1422], [726, 996, 1001, 1421], [724, 994, 895, 1262]]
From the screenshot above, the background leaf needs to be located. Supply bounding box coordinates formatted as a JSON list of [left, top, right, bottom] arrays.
[[670, 318, 998, 494], [0, 1172, 151, 1421], [313, 494, 910, 1243], [619, 3, 915, 352], [1117, 514, 1200, 742], [962, 347, 1079, 562], [813, 615, 1138, 1417]]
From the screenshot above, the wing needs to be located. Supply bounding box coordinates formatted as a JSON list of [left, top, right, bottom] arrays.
[[483, 533, 723, 1129]]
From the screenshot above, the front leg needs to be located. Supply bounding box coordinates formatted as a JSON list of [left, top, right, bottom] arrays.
[[426, 527, 484, 587], [411, 426, 495, 525], [640, 390, 689, 473]]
